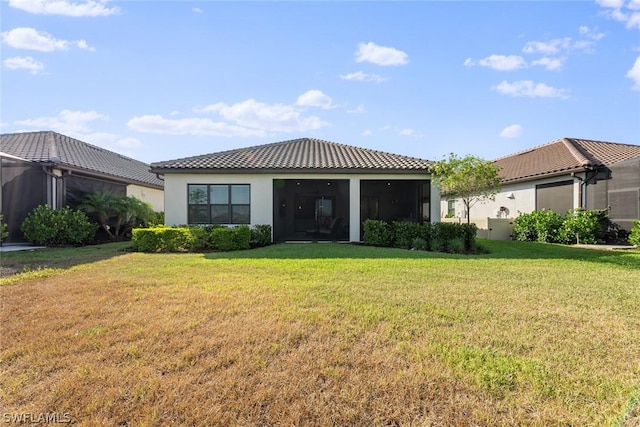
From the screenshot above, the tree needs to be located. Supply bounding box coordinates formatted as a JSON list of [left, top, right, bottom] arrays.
[[79, 192, 155, 241], [430, 153, 502, 224]]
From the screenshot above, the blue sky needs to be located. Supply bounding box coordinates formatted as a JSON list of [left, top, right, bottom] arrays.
[[1, 0, 639, 164]]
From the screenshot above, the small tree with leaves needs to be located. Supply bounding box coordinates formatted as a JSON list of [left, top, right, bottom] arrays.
[[79, 192, 155, 241], [430, 153, 502, 224]]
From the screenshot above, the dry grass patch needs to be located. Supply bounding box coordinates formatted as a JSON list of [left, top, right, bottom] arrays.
[[1, 241, 639, 426]]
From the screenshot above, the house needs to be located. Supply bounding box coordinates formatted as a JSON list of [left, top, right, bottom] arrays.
[[150, 138, 439, 242], [442, 137, 640, 233], [1, 131, 164, 243]]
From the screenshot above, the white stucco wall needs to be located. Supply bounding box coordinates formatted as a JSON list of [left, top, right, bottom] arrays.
[[163, 172, 439, 242], [439, 174, 581, 219], [127, 185, 164, 212]]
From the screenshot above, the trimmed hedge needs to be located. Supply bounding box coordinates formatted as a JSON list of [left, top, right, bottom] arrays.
[[132, 224, 271, 253], [363, 220, 479, 254]]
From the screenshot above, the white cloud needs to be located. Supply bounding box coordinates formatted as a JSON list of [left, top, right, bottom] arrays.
[[355, 42, 408, 66], [493, 80, 570, 99], [531, 57, 564, 71], [15, 109, 107, 133], [1, 27, 93, 52], [150, 96, 331, 136], [3, 56, 45, 74], [339, 71, 386, 83], [626, 57, 640, 90], [380, 125, 422, 138], [295, 90, 335, 109], [597, 0, 640, 29], [192, 7, 202, 14], [464, 54, 527, 71], [8, 0, 119, 16], [579, 26, 605, 40], [127, 115, 266, 137], [347, 104, 366, 114], [499, 124, 523, 138], [201, 98, 329, 132], [596, 0, 624, 7], [361, 129, 372, 136], [522, 37, 595, 55]]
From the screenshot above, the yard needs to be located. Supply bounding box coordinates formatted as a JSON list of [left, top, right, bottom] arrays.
[[1, 241, 639, 426]]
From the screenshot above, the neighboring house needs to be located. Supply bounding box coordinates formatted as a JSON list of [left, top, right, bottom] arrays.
[[150, 138, 440, 242], [1, 131, 164, 243], [442, 137, 640, 232]]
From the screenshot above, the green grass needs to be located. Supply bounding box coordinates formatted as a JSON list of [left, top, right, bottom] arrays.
[[1, 240, 639, 425]]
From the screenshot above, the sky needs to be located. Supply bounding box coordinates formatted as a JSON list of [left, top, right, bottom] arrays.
[[1, 0, 639, 165]]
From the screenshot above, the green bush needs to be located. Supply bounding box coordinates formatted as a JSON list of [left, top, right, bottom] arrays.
[[20, 205, 96, 246], [131, 227, 193, 252], [513, 210, 564, 243], [251, 224, 272, 248], [559, 208, 600, 244], [461, 223, 478, 251], [133, 224, 267, 252], [412, 237, 428, 251], [0, 213, 8, 243], [363, 220, 477, 254], [363, 220, 394, 247], [393, 221, 422, 249], [515, 209, 611, 245], [629, 221, 640, 247], [211, 226, 251, 251], [448, 237, 466, 254]]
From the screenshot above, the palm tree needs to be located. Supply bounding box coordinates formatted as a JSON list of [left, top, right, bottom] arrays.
[[79, 192, 155, 241], [79, 192, 119, 240]]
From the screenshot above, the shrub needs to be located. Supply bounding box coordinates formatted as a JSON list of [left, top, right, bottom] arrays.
[[251, 224, 272, 248], [629, 221, 640, 247], [460, 223, 478, 251], [513, 210, 564, 243], [0, 213, 8, 243], [363, 220, 393, 247], [393, 221, 422, 249], [448, 237, 466, 254], [21, 205, 96, 246], [559, 208, 600, 244], [132, 227, 192, 252], [412, 237, 428, 251], [211, 226, 251, 251]]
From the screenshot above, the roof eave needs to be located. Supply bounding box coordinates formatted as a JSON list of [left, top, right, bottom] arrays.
[[52, 163, 164, 189], [500, 166, 593, 185], [150, 167, 431, 175]]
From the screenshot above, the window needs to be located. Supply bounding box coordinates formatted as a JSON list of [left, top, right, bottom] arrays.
[[188, 184, 250, 224], [447, 199, 456, 217]]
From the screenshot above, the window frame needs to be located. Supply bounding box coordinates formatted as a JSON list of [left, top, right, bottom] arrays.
[[187, 184, 251, 225]]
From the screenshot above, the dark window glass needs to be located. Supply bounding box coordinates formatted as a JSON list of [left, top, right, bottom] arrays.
[[187, 184, 250, 225]]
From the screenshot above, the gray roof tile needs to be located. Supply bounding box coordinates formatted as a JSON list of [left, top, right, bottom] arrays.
[[495, 137, 640, 183], [1, 131, 163, 188], [151, 138, 432, 172]]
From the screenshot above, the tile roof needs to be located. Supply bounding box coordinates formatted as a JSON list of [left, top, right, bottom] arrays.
[[1, 131, 163, 188], [495, 137, 640, 183], [150, 138, 432, 173]]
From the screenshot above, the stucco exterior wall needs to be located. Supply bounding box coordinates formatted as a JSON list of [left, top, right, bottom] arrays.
[[440, 174, 581, 219], [127, 184, 164, 212], [163, 172, 439, 242]]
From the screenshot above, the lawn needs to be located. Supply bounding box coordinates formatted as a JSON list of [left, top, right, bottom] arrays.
[[1, 241, 639, 426]]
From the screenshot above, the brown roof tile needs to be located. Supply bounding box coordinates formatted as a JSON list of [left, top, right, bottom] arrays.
[[495, 138, 640, 183], [150, 138, 432, 172], [1, 131, 163, 188]]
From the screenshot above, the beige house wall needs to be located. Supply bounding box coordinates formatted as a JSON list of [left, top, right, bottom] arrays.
[[127, 184, 164, 212], [163, 172, 440, 242]]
